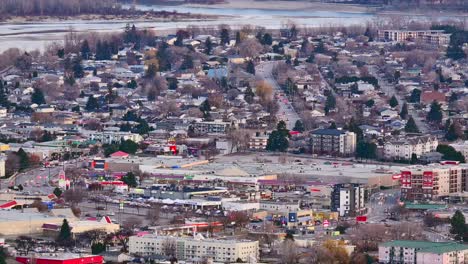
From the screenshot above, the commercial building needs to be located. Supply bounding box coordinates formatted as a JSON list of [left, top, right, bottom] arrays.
[[259, 200, 300, 214], [16, 254, 103, 264], [129, 234, 258, 263], [400, 163, 468, 201], [330, 183, 366, 217], [193, 120, 231, 134], [378, 240, 468, 264], [378, 29, 451, 45], [384, 136, 438, 161], [309, 129, 356, 156]]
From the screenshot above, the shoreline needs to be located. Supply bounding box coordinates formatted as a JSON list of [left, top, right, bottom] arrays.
[[183, 0, 371, 13]]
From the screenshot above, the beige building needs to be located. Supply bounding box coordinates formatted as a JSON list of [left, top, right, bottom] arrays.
[[384, 136, 438, 161], [379, 240, 468, 264], [378, 30, 451, 45], [249, 131, 269, 150], [400, 163, 468, 201], [129, 234, 258, 263]]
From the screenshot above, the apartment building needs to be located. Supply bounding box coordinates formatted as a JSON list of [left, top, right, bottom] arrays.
[[384, 136, 438, 161], [82, 130, 143, 144], [310, 129, 356, 156], [379, 240, 468, 264], [400, 163, 468, 201], [378, 29, 451, 45], [129, 234, 258, 263], [330, 183, 366, 217], [248, 131, 269, 150], [193, 121, 230, 134]]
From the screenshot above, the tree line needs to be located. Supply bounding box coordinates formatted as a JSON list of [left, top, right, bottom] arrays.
[[0, 0, 122, 17]]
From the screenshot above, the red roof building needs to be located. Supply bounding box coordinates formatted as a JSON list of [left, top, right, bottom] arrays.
[[421, 90, 446, 105], [16, 254, 103, 264], [109, 151, 129, 158]]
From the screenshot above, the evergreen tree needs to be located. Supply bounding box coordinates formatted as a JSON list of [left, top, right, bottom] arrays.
[[85, 95, 99, 111], [122, 172, 138, 188], [57, 219, 72, 247], [167, 77, 178, 90], [0, 79, 10, 108], [364, 27, 373, 41], [445, 121, 461, 141], [72, 59, 84, 78], [293, 120, 305, 132], [399, 103, 408, 119], [246, 60, 255, 75], [0, 247, 6, 264], [266, 130, 289, 152], [324, 93, 336, 114], [389, 95, 399, 108], [315, 41, 325, 53], [17, 148, 29, 170], [91, 242, 106, 254], [450, 210, 467, 241], [365, 99, 374, 108], [305, 53, 315, 63], [356, 142, 377, 160], [205, 37, 212, 55], [57, 49, 65, 58], [244, 86, 254, 104], [157, 43, 171, 72], [409, 88, 421, 103], [437, 145, 466, 163], [276, 120, 290, 138], [199, 100, 211, 119], [135, 119, 150, 135], [119, 139, 138, 154], [127, 79, 137, 89], [235, 31, 241, 46], [329, 122, 337, 129], [405, 117, 420, 133], [81, 40, 90, 59], [31, 88, 46, 105], [53, 187, 63, 197], [180, 55, 194, 70], [220, 28, 230, 45], [447, 43, 466, 60], [262, 33, 273, 45], [346, 118, 364, 142], [427, 101, 443, 124]]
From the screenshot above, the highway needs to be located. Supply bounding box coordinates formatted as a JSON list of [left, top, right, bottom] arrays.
[[256, 61, 301, 130]]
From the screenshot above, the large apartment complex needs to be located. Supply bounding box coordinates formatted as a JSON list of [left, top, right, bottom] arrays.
[[379, 240, 468, 264], [310, 129, 356, 156], [384, 136, 438, 161], [330, 183, 366, 217], [400, 163, 468, 201], [378, 29, 451, 45], [129, 234, 259, 263]]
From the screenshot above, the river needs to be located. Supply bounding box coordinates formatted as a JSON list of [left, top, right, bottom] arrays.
[[0, 3, 462, 52]]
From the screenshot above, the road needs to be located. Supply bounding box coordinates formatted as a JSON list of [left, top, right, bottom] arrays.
[[368, 65, 429, 133], [0, 158, 85, 195], [367, 189, 400, 223], [256, 61, 301, 130]]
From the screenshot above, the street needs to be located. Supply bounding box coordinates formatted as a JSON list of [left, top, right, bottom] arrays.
[[256, 61, 301, 130]]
